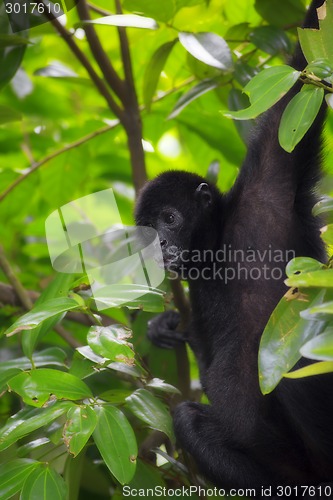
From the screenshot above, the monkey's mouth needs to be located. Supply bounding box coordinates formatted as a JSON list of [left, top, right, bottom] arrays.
[[162, 249, 182, 271]]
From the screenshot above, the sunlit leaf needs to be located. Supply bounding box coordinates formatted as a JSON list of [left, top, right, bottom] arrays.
[[7, 369, 92, 407], [226, 66, 300, 120], [126, 388, 174, 440], [284, 361, 333, 378], [93, 405, 137, 484], [63, 405, 97, 456], [179, 32, 233, 71], [285, 269, 333, 288], [80, 14, 158, 30], [278, 86, 324, 152], [285, 257, 324, 277]]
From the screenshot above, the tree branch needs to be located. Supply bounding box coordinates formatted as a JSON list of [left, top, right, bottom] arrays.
[[114, 0, 147, 193], [0, 121, 120, 203], [0, 245, 33, 310], [37, 1, 124, 120], [0, 77, 194, 203], [76, 0, 126, 102]]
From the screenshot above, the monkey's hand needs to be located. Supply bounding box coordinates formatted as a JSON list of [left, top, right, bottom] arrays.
[[147, 310, 187, 349]]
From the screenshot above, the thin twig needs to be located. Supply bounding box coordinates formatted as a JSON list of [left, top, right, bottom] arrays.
[[54, 324, 83, 348], [87, 2, 113, 17], [0, 122, 119, 203]]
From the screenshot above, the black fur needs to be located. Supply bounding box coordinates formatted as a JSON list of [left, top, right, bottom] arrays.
[[135, 0, 333, 495]]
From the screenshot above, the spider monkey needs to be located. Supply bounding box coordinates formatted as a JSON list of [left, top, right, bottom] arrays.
[[135, 0, 333, 495]]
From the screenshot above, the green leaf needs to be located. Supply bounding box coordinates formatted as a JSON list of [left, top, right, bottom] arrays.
[[226, 66, 300, 120], [300, 328, 333, 361], [63, 406, 97, 456], [143, 40, 177, 111], [0, 402, 72, 451], [7, 369, 92, 407], [126, 388, 174, 440], [179, 32, 233, 71], [206, 159, 220, 184], [0, 459, 39, 500], [259, 289, 329, 394], [93, 405, 137, 484], [298, 1, 333, 67], [301, 300, 333, 321], [313, 196, 333, 218], [146, 378, 181, 395], [0, 368, 21, 393], [87, 325, 134, 361], [304, 58, 333, 80], [321, 224, 333, 245], [20, 465, 68, 500], [80, 14, 158, 29], [284, 361, 333, 378], [168, 78, 219, 119], [278, 86, 324, 152], [92, 284, 164, 312], [227, 88, 253, 143], [285, 269, 333, 288], [326, 93, 333, 110], [5, 297, 79, 337], [286, 257, 324, 277], [0, 347, 67, 373], [249, 26, 291, 55], [21, 273, 75, 358]]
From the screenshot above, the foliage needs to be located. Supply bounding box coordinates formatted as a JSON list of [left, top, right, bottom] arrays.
[[0, 0, 333, 497]]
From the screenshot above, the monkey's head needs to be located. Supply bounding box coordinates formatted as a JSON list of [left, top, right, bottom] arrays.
[[135, 171, 222, 272]]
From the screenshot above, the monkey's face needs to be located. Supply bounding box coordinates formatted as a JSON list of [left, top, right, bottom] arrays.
[[135, 173, 215, 273]]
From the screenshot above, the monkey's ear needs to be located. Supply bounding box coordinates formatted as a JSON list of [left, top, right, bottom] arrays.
[[195, 183, 212, 208]]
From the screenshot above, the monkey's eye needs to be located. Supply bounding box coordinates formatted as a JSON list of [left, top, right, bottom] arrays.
[[163, 213, 175, 224]]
